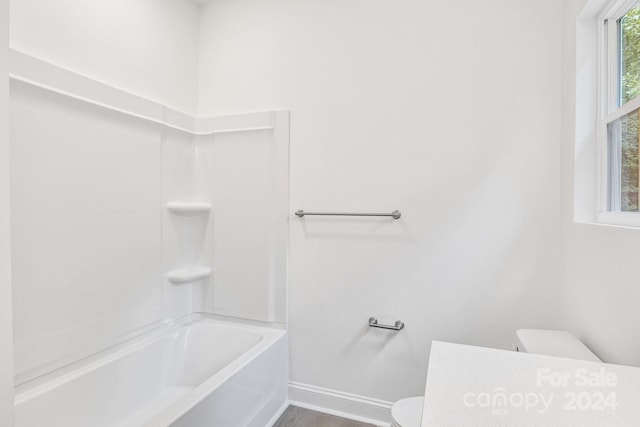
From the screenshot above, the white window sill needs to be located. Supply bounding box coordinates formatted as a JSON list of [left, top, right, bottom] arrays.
[[595, 211, 640, 229]]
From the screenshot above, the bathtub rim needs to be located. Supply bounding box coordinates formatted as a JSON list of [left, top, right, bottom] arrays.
[[14, 313, 286, 411], [143, 320, 287, 427]]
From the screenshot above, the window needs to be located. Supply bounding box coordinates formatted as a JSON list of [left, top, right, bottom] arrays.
[[601, 0, 640, 218]]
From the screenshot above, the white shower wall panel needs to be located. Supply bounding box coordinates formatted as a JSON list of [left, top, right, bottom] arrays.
[[9, 49, 289, 390], [162, 129, 204, 320], [197, 130, 280, 322], [10, 80, 164, 382]]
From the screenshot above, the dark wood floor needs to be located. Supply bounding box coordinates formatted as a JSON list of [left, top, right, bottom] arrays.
[[273, 406, 376, 427]]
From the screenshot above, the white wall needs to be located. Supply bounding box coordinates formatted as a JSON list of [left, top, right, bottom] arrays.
[[9, 0, 200, 114], [562, 0, 640, 367], [198, 0, 566, 403], [0, 0, 15, 423]]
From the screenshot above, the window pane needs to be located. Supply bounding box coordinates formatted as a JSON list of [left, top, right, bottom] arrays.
[[608, 108, 640, 212], [620, 2, 640, 106]]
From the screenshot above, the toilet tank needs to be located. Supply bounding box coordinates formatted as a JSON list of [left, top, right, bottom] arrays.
[[515, 329, 601, 362]]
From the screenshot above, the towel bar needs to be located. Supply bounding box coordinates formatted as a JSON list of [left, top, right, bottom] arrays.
[[295, 210, 401, 219]]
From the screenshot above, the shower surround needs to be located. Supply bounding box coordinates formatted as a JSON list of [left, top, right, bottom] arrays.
[[9, 50, 289, 425]]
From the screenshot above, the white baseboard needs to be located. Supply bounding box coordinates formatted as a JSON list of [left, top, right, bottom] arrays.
[[288, 382, 392, 426]]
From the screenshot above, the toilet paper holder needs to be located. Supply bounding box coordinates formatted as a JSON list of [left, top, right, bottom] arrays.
[[369, 317, 405, 331]]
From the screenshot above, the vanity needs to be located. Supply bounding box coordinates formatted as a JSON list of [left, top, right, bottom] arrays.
[[421, 341, 640, 426]]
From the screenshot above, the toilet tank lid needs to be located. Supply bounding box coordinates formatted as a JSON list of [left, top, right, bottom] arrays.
[[515, 329, 601, 362]]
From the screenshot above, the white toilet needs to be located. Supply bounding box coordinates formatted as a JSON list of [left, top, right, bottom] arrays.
[[389, 329, 600, 427], [513, 329, 601, 362], [391, 395, 424, 427]]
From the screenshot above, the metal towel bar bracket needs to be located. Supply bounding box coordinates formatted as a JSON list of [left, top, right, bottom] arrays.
[[295, 210, 401, 219], [369, 317, 405, 331]]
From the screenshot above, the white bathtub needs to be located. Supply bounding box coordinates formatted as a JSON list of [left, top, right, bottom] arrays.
[[14, 314, 288, 427]]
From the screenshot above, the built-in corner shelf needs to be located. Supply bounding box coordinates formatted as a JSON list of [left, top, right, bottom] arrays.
[[167, 267, 212, 284], [166, 203, 212, 284], [166, 202, 211, 215]]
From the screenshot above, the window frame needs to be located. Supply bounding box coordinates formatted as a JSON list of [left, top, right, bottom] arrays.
[[597, 0, 640, 226]]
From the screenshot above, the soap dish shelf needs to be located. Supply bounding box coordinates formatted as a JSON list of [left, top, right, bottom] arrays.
[[166, 202, 211, 215], [167, 267, 212, 284]]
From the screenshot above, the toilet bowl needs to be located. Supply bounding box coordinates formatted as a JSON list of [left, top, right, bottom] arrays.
[[391, 396, 424, 427], [389, 329, 600, 427]]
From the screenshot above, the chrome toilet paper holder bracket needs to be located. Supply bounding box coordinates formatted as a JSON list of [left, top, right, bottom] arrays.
[[369, 317, 405, 331]]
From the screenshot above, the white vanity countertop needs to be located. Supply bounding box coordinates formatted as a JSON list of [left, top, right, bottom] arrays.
[[422, 341, 640, 427]]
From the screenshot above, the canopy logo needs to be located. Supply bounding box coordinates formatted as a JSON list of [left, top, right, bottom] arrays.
[[462, 367, 619, 416], [463, 388, 553, 415]]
